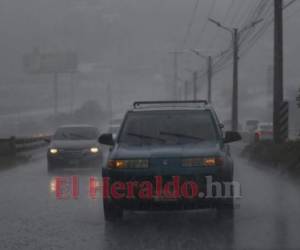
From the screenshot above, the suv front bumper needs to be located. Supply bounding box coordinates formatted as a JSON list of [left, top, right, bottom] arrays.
[[101, 167, 233, 210]]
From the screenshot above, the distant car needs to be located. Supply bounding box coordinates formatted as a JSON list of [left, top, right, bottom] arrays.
[[254, 122, 273, 142], [99, 101, 242, 221], [245, 120, 259, 133], [47, 125, 102, 171], [243, 119, 259, 143]]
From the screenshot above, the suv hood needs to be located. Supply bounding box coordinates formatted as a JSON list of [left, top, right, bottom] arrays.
[[111, 142, 222, 159]]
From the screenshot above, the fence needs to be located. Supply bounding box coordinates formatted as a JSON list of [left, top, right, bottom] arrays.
[[0, 135, 50, 157]]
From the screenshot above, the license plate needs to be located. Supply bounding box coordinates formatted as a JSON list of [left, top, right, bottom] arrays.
[[68, 159, 79, 165], [153, 195, 179, 202]]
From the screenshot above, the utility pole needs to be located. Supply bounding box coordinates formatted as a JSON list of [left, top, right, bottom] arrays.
[[184, 80, 189, 100], [169, 51, 184, 100], [173, 52, 178, 99], [273, 0, 284, 143], [54, 73, 58, 117], [209, 18, 263, 131], [267, 65, 273, 93], [232, 28, 239, 132], [70, 72, 76, 115], [107, 72, 113, 123], [193, 71, 198, 100], [207, 56, 213, 103], [191, 50, 214, 103]]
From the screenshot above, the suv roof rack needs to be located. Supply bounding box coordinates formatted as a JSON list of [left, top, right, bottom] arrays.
[[133, 100, 208, 109]]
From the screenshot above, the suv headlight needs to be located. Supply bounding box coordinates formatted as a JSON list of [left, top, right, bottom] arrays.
[[182, 157, 223, 167], [108, 159, 149, 169]]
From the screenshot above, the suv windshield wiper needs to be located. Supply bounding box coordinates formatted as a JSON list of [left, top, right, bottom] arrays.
[[127, 132, 166, 143], [160, 131, 205, 141]]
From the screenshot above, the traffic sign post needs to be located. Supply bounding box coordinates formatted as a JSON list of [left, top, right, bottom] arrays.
[[296, 88, 300, 108], [23, 50, 78, 74], [273, 0, 284, 143], [23, 49, 78, 117], [278, 101, 289, 142]]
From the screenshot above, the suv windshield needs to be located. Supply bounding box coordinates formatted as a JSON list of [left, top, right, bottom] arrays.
[[119, 110, 218, 145], [53, 127, 99, 141]]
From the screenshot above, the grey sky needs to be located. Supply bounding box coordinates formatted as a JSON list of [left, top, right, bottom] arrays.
[[0, 0, 299, 124]]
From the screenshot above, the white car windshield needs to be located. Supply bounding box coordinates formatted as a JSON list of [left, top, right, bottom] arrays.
[[53, 127, 99, 141]]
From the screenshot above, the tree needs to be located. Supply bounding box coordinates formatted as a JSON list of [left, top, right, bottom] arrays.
[[297, 88, 300, 108], [73, 100, 107, 125]]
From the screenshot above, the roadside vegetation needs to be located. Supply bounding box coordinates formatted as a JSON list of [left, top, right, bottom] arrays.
[[242, 140, 300, 174]]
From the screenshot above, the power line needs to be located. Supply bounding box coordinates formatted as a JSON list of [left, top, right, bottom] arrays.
[[240, 0, 300, 57], [203, 0, 295, 79], [208, 0, 264, 51], [240, 0, 265, 27], [207, 0, 237, 50], [198, 0, 297, 81], [228, 0, 245, 26], [240, 0, 270, 28], [195, 0, 217, 48], [181, 0, 201, 49], [233, 0, 259, 27], [223, 0, 237, 23], [284, 0, 298, 9], [284, 5, 300, 21], [240, 19, 273, 58], [238, 1, 273, 46], [206, 1, 272, 75], [184, 0, 298, 84]]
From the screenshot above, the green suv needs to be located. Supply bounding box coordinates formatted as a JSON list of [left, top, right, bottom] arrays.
[[99, 101, 241, 221]]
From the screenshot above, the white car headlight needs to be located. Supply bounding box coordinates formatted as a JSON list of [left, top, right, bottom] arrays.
[[50, 148, 58, 154], [90, 147, 99, 153]]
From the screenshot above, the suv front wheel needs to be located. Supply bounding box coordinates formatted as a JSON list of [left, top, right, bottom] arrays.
[[103, 200, 123, 222], [216, 198, 234, 219]]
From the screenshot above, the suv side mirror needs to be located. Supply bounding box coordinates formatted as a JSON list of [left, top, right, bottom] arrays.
[[224, 131, 242, 143], [98, 133, 115, 146]]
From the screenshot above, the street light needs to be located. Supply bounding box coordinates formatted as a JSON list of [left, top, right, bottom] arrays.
[[208, 17, 263, 131]]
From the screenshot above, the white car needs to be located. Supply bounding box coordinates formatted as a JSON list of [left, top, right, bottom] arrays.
[[47, 125, 102, 171], [254, 123, 273, 142]]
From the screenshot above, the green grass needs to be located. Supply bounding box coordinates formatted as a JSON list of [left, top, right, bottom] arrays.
[[242, 140, 300, 172]]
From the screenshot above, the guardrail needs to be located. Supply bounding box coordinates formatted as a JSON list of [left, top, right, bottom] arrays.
[[0, 135, 50, 157]]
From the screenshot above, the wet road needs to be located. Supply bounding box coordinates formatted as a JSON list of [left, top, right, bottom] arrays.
[[1, 144, 300, 250]]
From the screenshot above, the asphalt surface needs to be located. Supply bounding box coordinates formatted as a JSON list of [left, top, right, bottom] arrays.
[[1, 144, 300, 250]]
